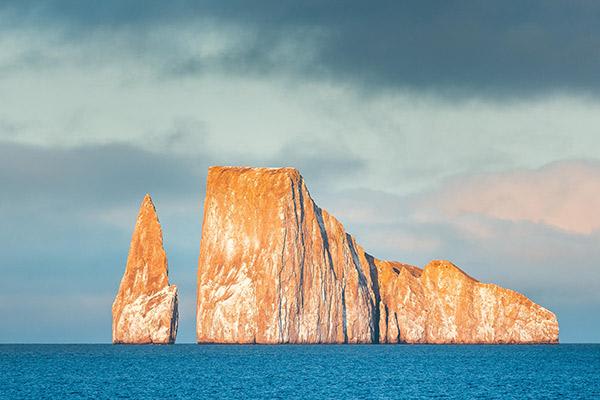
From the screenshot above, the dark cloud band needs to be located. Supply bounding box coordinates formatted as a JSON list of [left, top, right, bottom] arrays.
[[3, 1, 600, 96]]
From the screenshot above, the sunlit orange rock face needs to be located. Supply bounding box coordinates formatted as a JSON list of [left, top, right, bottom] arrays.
[[112, 194, 178, 344], [196, 167, 558, 344], [376, 260, 559, 343]]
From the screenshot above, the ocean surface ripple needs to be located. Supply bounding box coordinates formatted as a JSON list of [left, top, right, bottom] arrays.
[[1, 344, 599, 399]]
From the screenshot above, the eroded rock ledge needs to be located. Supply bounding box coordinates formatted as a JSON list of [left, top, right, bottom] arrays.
[[196, 167, 558, 344], [112, 194, 178, 344]]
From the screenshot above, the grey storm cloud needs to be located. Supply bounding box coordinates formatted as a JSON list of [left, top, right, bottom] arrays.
[[3, 1, 600, 96]]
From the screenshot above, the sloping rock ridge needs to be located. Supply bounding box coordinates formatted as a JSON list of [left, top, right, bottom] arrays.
[[113, 194, 178, 344], [196, 167, 558, 344]]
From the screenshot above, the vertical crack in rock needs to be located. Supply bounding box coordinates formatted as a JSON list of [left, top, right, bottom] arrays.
[[278, 220, 287, 343], [346, 234, 368, 288], [296, 178, 308, 308], [365, 254, 381, 344], [314, 204, 337, 280], [341, 283, 348, 343], [394, 312, 401, 343], [382, 303, 389, 343], [112, 194, 178, 344], [290, 178, 305, 310], [196, 167, 559, 344]]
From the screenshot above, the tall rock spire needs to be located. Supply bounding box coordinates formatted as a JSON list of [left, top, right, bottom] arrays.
[[112, 194, 178, 344]]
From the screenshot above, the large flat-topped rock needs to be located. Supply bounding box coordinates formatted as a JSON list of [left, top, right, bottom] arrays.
[[196, 166, 558, 344]]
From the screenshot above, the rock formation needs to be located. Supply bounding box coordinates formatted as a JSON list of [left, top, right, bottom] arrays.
[[376, 260, 558, 343], [196, 167, 558, 344], [112, 194, 178, 344]]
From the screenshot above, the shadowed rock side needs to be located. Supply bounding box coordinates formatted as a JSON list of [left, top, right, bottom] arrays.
[[196, 167, 558, 344], [112, 195, 178, 344]]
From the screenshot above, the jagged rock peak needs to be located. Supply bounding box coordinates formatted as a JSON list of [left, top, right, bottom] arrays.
[[196, 166, 558, 344], [112, 194, 178, 344]]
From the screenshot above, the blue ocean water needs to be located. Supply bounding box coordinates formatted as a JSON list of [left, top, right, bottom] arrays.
[[1, 344, 599, 399]]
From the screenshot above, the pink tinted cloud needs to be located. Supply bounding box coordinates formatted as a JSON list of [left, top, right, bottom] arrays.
[[429, 160, 600, 235]]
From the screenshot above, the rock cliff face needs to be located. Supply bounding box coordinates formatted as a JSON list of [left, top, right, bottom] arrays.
[[376, 260, 558, 343], [196, 167, 558, 344], [112, 194, 178, 344]]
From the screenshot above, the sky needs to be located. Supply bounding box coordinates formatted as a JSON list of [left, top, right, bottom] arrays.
[[1, 1, 599, 343]]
